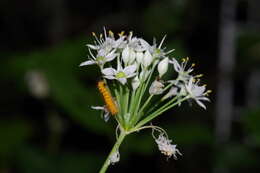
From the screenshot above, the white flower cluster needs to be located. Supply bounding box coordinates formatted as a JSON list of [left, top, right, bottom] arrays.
[[80, 29, 211, 114], [80, 29, 212, 164]]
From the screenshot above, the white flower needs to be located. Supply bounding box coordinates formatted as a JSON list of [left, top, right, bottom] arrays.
[[132, 76, 140, 90], [102, 63, 137, 85], [109, 150, 120, 165], [185, 77, 210, 109], [87, 29, 125, 51], [169, 57, 194, 83], [142, 50, 153, 68], [155, 134, 182, 159], [122, 46, 136, 65], [158, 58, 169, 77], [150, 36, 174, 59], [80, 49, 117, 67], [149, 80, 165, 95], [91, 106, 110, 122]]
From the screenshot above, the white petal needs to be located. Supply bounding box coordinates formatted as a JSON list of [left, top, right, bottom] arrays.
[[196, 100, 206, 110], [91, 106, 105, 110], [170, 58, 181, 72], [87, 44, 99, 50], [79, 60, 96, 66], [104, 75, 116, 80], [124, 65, 137, 76], [102, 68, 117, 76], [103, 112, 110, 122], [118, 78, 127, 85]]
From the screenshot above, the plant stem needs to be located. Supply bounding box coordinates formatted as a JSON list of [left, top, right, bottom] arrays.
[[134, 96, 189, 129], [99, 131, 127, 173]]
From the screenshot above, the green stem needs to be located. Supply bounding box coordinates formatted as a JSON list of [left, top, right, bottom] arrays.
[[99, 131, 127, 173], [134, 96, 189, 129]]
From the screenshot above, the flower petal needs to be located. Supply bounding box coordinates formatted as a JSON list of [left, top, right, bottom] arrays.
[[91, 106, 105, 110], [118, 78, 127, 85], [79, 60, 96, 66], [124, 65, 137, 76], [102, 68, 117, 76]]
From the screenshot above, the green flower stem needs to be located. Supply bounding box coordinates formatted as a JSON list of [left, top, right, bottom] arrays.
[[99, 131, 127, 173], [137, 82, 175, 117], [134, 96, 189, 129]]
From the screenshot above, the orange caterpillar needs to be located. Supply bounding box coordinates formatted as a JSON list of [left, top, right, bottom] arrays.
[[97, 81, 118, 115]]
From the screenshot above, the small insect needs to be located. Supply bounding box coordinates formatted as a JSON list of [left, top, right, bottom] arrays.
[[97, 81, 118, 115]]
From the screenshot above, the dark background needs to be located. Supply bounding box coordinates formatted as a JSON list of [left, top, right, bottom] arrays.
[[1, 0, 260, 172]]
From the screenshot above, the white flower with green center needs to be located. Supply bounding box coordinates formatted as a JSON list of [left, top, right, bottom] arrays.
[[185, 77, 211, 109], [102, 64, 137, 85], [80, 49, 117, 67]]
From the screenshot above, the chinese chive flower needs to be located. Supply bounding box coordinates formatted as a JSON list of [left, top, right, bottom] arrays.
[[79, 28, 211, 173]]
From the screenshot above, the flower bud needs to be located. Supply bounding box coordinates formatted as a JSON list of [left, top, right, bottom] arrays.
[[122, 46, 130, 64], [132, 76, 140, 90], [128, 48, 136, 64], [142, 51, 153, 67], [158, 58, 169, 77], [136, 51, 143, 64]]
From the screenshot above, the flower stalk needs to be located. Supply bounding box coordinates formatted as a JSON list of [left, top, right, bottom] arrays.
[[80, 28, 211, 172]]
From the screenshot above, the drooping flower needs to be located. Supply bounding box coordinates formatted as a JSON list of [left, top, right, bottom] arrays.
[[185, 77, 211, 109], [102, 63, 137, 85], [155, 134, 182, 159], [149, 80, 165, 95]]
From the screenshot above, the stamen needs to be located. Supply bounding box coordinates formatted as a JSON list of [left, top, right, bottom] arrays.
[[109, 30, 114, 37]]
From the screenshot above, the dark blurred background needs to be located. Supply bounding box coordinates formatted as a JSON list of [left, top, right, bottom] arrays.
[[1, 0, 260, 172]]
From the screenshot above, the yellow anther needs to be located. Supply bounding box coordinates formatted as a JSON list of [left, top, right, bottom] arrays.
[[192, 63, 196, 67], [186, 57, 189, 61], [92, 32, 96, 36], [182, 58, 185, 62], [109, 30, 114, 37], [207, 90, 212, 93], [203, 84, 207, 87], [100, 33, 103, 38], [196, 74, 203, 78], [118, 31, 125, 36]]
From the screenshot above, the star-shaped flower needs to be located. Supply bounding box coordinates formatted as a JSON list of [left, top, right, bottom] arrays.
[[102, 63, 137, 85]]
